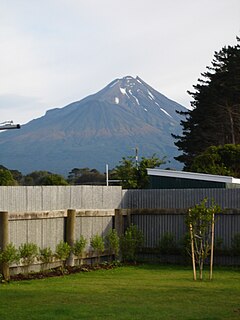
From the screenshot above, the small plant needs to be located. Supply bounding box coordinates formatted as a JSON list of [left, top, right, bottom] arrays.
[[55, 241, 71, 272], [19, 242, 38, 275], [158, 232, 178, 255], [214, 237, 224, 255], [105, 229, 120, 260], [73, 235, 87, 265], [120, 224, 144, 262], [231, 233, 240, 255], [0, 243, 20, 281], [90, 234, 105, 264], [39, 247, 54, 272], [0, 243, 19, 265]]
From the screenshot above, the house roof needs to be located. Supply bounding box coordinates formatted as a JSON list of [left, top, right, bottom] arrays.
[[147, 169, 240, 185]]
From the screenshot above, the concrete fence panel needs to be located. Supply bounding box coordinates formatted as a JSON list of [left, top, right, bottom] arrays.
[[0, 186, 122, 212], [9, 211, 66, 250], [75, 210, 114, 250]]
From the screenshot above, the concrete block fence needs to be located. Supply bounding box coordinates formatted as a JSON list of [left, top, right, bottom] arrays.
[[0, 209, 122, 275], [0, 186, 122, 212]]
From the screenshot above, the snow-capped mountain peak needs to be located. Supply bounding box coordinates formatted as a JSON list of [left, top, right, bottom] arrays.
[[95, 76, 183, 120], [0, 75, 186, 174]]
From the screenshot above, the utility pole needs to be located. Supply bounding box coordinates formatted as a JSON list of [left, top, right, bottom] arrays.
[[0, 121, 21, 130]]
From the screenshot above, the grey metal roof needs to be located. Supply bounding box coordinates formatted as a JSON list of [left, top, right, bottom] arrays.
[[147, 169, 240, 185]]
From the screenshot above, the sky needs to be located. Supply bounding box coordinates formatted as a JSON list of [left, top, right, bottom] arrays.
[[0, 0, 239, 125]]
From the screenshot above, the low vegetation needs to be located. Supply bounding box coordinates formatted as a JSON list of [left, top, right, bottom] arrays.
[[90, 234, 105, 264], [120, 224, 144, 262]]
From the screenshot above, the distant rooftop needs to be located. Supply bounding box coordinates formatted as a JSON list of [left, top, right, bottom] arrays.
[[147, 169, 240, 189], [147, 169, 240, 184]]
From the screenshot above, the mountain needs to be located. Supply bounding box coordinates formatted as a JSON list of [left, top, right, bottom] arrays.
[[0, 76, 186, 175]]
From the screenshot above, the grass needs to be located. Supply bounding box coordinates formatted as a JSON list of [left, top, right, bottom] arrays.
[[0, 264, 240, 320]]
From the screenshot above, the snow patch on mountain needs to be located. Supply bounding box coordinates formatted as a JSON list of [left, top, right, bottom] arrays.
[[148, 90, 155, 100], [120, 87, 127, 95], [129, 90, 140, 105], [160, 108, 172, 118]]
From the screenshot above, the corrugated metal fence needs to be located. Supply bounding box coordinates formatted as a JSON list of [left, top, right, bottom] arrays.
[[129, 209, 240, 249], [121, 188, 240, 209]]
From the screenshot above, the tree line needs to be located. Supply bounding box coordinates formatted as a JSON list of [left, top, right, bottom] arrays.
[[0, 153, 164, 188]]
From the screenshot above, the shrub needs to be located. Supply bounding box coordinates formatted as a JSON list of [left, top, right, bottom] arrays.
[[214, 237, 224, 255], [158, 232, 178, 255], [90, 234, 105, 264], [19, 242, 38, 274], [105, 229, 120, 259], [55, 241, 71, 263], [39, 247, 54, 271], [231, 233, 240, 255], [0, 243, 20, 281], [73, 235, 87, 263], [0, 243, 20, 266], [19, 242, 38, 265], [120, 224, 144, 262]]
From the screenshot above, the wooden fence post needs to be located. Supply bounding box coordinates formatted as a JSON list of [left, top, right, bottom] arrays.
[[115, 209, 126, 261], [0, 211, 9, 280], [66, 209, 76, 266], [114, 209, 125, 237]]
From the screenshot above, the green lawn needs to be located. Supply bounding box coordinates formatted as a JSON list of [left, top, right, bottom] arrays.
[[0, 264, 240, 320]]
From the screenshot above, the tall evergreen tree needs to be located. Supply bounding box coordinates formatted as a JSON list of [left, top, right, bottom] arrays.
[[173, 37, 240, 170]]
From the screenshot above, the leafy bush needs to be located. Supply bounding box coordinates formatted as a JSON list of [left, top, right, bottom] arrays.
[[158, 232, 178, 255], [120, 224, 144, 262], [39, 247, 54, 264], [90, 234, 105, 264], [55, 241, 71, 261], [214, 237, 224, 255], [231, 233, 240, 255], [0, 243, 20, 266], [55, 241, 71, 272], [38, 247, 54, 272], [19, 242, 38, 274], [105, 229, 120, 258], [73, 236, 87, 260], [19, 242, 38, 266]]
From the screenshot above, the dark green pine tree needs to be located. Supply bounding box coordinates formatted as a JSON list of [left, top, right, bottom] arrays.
[[173, 37, 240, 170]]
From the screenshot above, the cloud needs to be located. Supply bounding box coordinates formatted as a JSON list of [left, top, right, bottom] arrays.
[[0, 0, 239, 124]]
